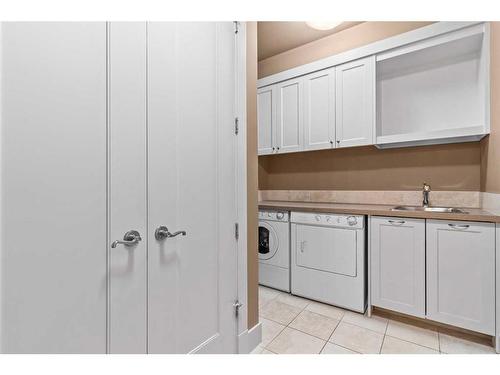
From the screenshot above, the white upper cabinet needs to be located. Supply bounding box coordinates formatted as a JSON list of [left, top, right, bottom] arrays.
[[335, 56, 375, 148], [303, 69, 335, 151], [376, 23, 489, 148], [257, 86, 276, 155], [426, 220, 495, 335], [276, 78, 304, 153], [257, 22, 490, 154]]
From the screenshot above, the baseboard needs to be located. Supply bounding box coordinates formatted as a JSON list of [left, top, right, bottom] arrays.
[[238, 322, 262, 354]]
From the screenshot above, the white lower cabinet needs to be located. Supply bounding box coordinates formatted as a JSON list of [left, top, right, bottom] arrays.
[[426, 220, 495, 335], [370, 217, 426, 317], [370, 216, 496, 336]]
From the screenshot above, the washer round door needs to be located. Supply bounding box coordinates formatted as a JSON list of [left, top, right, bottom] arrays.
[[258, 221, 279, 261]]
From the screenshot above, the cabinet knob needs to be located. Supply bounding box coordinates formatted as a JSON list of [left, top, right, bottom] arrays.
[[330, 140, 334, 145], [336, 140, 340, 144]]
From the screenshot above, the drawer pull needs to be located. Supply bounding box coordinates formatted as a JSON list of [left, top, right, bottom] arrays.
[[448, 223, 470, 229], [388, 220, 405, 225]]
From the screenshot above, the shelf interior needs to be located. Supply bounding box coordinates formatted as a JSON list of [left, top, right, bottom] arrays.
[[376, 32, 487, 140]]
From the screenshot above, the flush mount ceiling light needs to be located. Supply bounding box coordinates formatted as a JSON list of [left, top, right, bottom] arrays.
[[305, 21, 342, 31]]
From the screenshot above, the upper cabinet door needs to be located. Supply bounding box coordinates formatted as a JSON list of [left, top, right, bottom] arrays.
[[426, 220, 495, 335], [257, 86, 276, 155], [276, 78, 303, 153], [335, 56, 375, 148], [303, 69, 335, 151]]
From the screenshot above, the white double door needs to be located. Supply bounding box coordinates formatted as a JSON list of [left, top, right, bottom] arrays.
[[0, 22, 241, 353]]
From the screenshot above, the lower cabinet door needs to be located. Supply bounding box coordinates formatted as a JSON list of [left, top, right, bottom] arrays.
[[370, 216, 425, 317], [426, 220, 495, 335]]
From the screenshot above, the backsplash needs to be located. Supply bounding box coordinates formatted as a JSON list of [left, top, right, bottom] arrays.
[[258, 190, 482, 208]]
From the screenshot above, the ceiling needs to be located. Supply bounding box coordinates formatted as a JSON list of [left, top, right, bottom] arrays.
[[257, 21, 363, 61]]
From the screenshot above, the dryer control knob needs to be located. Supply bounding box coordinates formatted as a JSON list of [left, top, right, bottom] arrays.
[[276, 212, 284, 220], [315, 215, 321, 222], [347, 216, 358, 226], [326, 216, 331, 222]]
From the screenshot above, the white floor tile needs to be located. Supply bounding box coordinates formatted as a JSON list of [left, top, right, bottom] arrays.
[[329, 322, 384, 354], [305, 301, 345, 320], [289, 310, 340, 340], [275, 293, 310, 309], [342, 311, 388, 334], [260, 300, 302, 326], [385, 320, 439, 350], [250, 345, 264, 354], [259, 286, 280, 305], [321, 342, 358, 354], [381, 336, 439, 354], [260, 348, 275, 354], [260, 317, 286, 346], [267, 327, 326, 354], [439, 333, 496, 354]]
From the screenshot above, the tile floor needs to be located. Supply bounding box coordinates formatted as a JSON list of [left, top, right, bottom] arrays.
[[251, 286, 497, 355]]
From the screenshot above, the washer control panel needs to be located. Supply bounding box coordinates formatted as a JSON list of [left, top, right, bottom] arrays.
[[290, 212, 364, 229], [258, 210, 289, 222]]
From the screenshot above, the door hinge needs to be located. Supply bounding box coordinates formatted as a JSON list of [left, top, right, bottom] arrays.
[[234, 117, 239, 135], [234, 222, 239, 240], [233, 300, 243, 316], [234, 21, 240, 34]]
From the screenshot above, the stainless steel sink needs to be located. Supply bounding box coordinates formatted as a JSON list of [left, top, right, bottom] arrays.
[[392, 206, 469, 214]]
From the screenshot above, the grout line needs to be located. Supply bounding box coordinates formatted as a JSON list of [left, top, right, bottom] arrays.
[[378, 314, 390, 354], [383, 334, 440, 353]]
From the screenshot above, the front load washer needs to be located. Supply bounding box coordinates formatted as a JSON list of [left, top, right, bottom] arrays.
[[258, 210, 290, 292]]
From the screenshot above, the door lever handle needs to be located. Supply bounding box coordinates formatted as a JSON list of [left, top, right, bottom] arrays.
[[155, 226, 187, 241], [111, 230, 142, 248]]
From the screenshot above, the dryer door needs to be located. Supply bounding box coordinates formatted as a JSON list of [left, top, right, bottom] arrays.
[[258, 221, 279, 261]]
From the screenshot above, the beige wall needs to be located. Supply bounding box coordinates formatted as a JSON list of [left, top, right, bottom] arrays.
[[481, 22, 500, 193], [246, 22, 259, 330], [258, 22, 433, 78], [259, 143, 481, 191]]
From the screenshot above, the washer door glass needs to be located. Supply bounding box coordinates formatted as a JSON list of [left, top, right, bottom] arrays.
[[258, 221, 278, 260]]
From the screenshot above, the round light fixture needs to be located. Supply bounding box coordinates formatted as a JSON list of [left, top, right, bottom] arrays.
[[306, 21, 342, 31]]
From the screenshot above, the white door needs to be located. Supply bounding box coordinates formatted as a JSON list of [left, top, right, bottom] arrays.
[[257, 86, 276, 155], [303, 69, 335, 151], [107, 22, 148, 354], [276, 78, 303, 153], [0, 22, 107, 353], [370, 217, 425, 318], [335, 56, 375, 148], [426, 220, 495, 335], [147, 22, 239, 354]]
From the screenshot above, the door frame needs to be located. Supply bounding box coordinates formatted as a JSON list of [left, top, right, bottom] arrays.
[[234, 22, 252, 352]]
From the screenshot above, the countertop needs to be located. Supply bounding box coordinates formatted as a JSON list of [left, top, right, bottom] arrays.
[[258, 200, 500, 223]]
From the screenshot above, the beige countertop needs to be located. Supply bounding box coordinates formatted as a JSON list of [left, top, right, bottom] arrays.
[[259, 200, 500, 223]]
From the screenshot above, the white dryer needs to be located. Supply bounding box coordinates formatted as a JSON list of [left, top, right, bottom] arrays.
[[258, 210, 290, 292]]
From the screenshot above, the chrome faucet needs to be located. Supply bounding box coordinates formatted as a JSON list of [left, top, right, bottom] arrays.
[[422, 183, 431, 207]]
